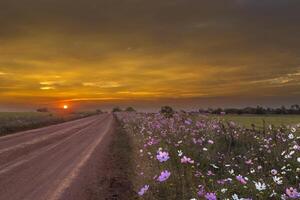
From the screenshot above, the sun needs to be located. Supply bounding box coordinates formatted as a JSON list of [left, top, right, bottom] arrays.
[[63, 105, 69, 109]]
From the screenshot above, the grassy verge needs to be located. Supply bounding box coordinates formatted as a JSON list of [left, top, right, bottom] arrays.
[[88, 116, 137, 200], [0, 111, 97, 136]]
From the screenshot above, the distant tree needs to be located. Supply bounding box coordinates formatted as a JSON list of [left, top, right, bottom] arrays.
[[255, 106, 266, 114], [36, 107, 49, 112], [160, 106, 174, 118], [112, 107, 122, 112], [290, 104, 300, 114], [212, 108, 223, 114], [281, 106, 287, 114], [125, 107, 136, 112]]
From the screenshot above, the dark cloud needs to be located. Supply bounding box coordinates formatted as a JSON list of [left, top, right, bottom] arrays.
[[0, 0, 299, 107]]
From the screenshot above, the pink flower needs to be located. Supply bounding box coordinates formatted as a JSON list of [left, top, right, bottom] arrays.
[[245, 159, 253, 165], [181, 156, 194, 164], [271, 169, 278, 175], [197, 185, 205, 197], [286, 187, 300, 199], [157, 170, 171, 182], [205, 192, 217, 200], [156, 151, 170, 162], [236, 175, 247, 184], [138, 185, 149, 196], [208, 139, 214, 144]]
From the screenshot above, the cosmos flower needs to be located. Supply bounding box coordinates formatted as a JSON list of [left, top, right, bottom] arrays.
[[271, 169, 278, 175], [157, 170, 171, 182], [288, 134, 295, 140], [273, 176, 283, 185], [138, 185, 149, 196], [286, 187, 300, 198], [197, 185, 205, 197], [181, 156, 194, 164], [253, 181, 266, 191], [156, 151, 170, 162], [204, 192, 217, 200], [236, 175, 247, 184], [178, 150, 183, 157]]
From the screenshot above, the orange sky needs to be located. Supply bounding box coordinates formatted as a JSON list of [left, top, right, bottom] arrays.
[[0, 0, 300, 110]]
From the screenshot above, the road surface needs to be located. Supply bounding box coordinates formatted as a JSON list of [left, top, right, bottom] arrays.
[[0, 114, 114, 200]]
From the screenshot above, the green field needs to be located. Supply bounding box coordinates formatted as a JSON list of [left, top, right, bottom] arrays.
[[210, 114, 300, 128], [0, 111, 96, 136]]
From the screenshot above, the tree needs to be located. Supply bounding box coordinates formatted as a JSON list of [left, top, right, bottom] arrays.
[[112, 107, 122, 112], [160, 106, 174, 118], [125, 107, 136, 112]]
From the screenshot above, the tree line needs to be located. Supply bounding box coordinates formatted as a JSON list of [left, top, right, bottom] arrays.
[[199, 105, 300, 115]]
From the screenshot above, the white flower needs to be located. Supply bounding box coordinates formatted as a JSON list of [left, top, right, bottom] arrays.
[[221, 188, 228, 193], [254, 181, 266, 191], [289, 151, 295, 156], [291, 127, 296, 133], [270, 190, 277, 197], [210, 164, 219, 169], [203, 147, 208, 151], [232, 194, 239, 200], [190, 198, 197, 200], [177, 150, 183, 157], [288, 133, 294, 139], [273, 176, 283, 185], [297, 157, 300, 163], [229, 169, 235, 175]]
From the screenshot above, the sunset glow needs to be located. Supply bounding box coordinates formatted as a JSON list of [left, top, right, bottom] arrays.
[[0, 0, 299, 110]]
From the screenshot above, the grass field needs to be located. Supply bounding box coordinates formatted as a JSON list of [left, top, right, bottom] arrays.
[[209, 114, 300, 129], [0, 111, 96, 136]]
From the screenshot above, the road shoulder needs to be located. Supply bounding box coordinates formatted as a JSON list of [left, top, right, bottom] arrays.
[[59, 115, 137, 200]]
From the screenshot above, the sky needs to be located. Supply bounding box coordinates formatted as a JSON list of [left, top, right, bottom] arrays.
[[0, 0, 300, 111]]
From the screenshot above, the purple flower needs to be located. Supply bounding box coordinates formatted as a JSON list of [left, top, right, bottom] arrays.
[[156, 151, 170, 162], [197, 185, 205, 197], [236, 175, 247, 184], [205, 192, 217, 200], [181, 156, 194, 164], [138, 185, 149, 196], [286, 187, 300, 199], [157, 170, 171, 182]]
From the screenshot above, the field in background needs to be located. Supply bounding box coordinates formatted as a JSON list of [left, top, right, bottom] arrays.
[[0, 111, 97, 136], [209, 114, 300, 129]]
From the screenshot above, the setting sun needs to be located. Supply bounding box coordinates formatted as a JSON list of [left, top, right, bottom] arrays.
[[63, 105, 68, 110]]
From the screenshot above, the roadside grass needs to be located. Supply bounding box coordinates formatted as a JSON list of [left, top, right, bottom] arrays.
[[89, 116, 137, 200], [117, 112, 300, 200], [0, 111, 97, 136]]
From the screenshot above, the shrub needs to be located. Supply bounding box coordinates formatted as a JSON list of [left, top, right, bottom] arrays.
[[125, 107, 136, 112], [112, 107, 122, 112], [160, 106, 174, 118]]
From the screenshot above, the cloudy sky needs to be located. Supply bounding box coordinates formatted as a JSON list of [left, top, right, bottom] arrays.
[[0, 0, 299, 110]]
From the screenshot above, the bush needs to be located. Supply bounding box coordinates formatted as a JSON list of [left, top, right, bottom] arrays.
[[112, 107, 122, 112], [160, 106, 174, 118], [125, 107, 136, 112]]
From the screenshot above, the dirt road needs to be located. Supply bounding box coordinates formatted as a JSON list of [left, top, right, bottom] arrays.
[[0, 114, 115, 200]]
